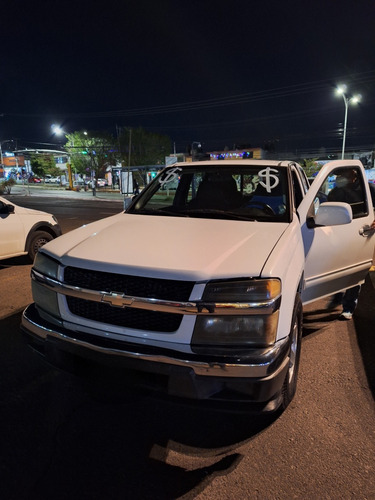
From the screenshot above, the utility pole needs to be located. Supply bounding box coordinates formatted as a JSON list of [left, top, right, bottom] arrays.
[[127, 128, 132, 194]]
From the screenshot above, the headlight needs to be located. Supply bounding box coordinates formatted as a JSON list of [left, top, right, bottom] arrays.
[[32, 252, 61, 318], [33, 252, 59, 280], [32, 281, 60, 318], [192, 279, 281, 347]]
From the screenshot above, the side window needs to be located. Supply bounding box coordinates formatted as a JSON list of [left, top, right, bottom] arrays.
[[315, 167, 368, 219], [186, 173, 203, 203]]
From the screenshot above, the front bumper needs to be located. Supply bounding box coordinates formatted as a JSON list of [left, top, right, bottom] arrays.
[[21, 303, 291, 412]]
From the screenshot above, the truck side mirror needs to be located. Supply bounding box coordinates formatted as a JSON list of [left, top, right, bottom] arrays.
[[313, 202, 352, 227]]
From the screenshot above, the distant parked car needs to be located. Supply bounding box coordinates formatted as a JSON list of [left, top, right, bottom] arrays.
[[49, 176, 61, 184], [87, 178, 107, 188], [44, 175, 60, 184], [28, 177, 42, 183]]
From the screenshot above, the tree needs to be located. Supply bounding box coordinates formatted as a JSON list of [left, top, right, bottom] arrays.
[[64, 130, 117, 176], [64, 131, 117, 193], [30, 153, 60, 178], [117, 127, 171, 167], [301, 158, 321, 178]]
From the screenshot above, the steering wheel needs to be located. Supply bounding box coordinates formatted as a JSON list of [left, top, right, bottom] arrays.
[[246, 201, 276, 215]]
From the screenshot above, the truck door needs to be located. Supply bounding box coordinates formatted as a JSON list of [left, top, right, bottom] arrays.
[[297, 160, 374, 304]]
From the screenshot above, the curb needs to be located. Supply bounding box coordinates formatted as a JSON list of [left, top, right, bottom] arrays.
[[8, 186, 124, 202]]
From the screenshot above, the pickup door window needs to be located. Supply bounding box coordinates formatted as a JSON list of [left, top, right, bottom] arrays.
[[298, 161, 374, 304]]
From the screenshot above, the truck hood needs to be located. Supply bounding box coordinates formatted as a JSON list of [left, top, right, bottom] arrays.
[[43, 213, 288, 281]]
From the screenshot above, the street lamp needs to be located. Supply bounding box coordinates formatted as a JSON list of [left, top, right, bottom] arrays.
[[336, 85, 362, 159], [50, 125, 71, 188], [191, 141, 202, 161]]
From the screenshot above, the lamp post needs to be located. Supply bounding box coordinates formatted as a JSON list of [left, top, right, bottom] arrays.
[[336, 85, 362, 159], [191, 141, 202, 162]]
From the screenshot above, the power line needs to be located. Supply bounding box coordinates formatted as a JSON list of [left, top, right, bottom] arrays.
[[4, 71, 375, 119]]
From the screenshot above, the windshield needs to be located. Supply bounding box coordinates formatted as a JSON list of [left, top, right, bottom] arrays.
[[128, 164, 290, 222]]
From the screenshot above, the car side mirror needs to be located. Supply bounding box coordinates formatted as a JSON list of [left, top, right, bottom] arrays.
[[310, 202, 352, 228]]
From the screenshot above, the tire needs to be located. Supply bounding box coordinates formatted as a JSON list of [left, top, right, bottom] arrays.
[[280, 295, 303, 411], [27, 231, 54, 261]]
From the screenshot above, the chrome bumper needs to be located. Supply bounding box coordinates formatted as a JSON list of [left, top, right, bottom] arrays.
[[21, 303, 290, 405]]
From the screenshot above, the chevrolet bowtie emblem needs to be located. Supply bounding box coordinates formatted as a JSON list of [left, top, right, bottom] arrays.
[[101, 291, 134, 308]]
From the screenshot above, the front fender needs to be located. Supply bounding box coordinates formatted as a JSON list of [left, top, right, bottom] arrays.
[[24, 222, 62, 252], [261, 215, 305, 341]]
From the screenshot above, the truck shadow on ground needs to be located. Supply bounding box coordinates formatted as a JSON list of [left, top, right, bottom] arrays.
[[0, 255, 32, 268], [1, 312, 278, 500], [353, 274, 375, 399]]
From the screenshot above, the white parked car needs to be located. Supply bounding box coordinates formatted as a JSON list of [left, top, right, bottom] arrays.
[[88, 178, 107, 188], [0, 196, 61, 261], [49, 176, 61, 184], [21, 160, 374, 412], [97, 178, 107, 187]]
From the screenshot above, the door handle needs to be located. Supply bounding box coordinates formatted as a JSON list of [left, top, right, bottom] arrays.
[[359, 225, 375, 237]]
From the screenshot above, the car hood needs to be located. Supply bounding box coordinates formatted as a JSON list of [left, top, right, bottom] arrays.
[[15, 205, 53, 217], [0, 196, 51, 217], [42, 213, 288, 281]]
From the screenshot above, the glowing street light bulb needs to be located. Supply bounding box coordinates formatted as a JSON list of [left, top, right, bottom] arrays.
[[351, 94, 362, 104], [336, 84, 347, 95], [51, 124, 64, 135]]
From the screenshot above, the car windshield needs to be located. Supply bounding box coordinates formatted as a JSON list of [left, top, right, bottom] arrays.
[[128, 164, 290, 222]]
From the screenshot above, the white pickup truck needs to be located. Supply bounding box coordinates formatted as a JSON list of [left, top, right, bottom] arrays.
[[21, 160, 374, 412]]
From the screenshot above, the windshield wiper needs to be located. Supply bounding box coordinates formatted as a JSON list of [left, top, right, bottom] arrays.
[[132, 208, 189, 217], [183, 208, 255, 221]]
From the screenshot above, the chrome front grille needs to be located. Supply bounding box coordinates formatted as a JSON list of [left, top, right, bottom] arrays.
[[63, 266, 195, 332], [66, 296, 183, 332]]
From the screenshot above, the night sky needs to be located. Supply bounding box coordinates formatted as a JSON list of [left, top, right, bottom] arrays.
[[2, 0, 375, 156]]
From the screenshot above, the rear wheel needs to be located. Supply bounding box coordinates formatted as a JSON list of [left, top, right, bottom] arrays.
[[280, 295, 303, 411], [28, 231, 53, 261]]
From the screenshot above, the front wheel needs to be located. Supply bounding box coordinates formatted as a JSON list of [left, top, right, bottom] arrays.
[[27, 231, 53, 261], [280, 295, 303, 411]]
